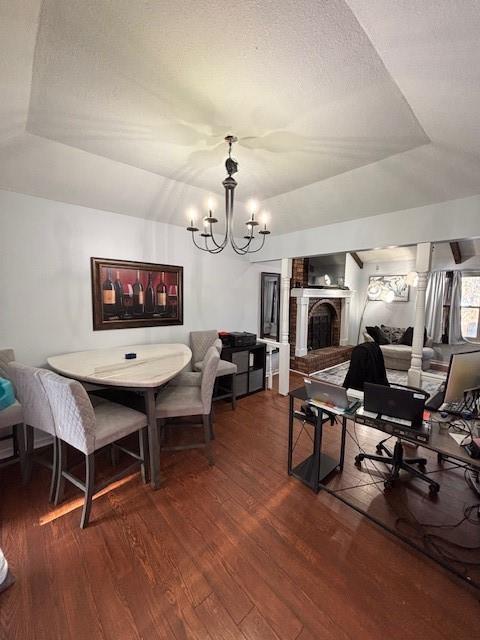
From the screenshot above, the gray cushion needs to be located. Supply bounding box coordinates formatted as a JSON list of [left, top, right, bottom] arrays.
[[0, 400, 23, 429], [169, 371, 202, 387], [194, 359, 237, 376], [93, 401, 147, 450], [155, 385, 204, 418]]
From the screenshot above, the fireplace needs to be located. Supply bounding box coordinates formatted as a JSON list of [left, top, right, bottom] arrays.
[[290, 287, 354, 358], [308, 302, 334, 350]]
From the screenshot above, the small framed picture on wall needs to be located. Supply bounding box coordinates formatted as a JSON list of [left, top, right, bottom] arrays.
[[91, 257, 183, 330]]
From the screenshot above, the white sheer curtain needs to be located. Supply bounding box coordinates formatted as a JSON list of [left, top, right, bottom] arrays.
[[425, 271, 446, 343], [449, 271, 464, 344]]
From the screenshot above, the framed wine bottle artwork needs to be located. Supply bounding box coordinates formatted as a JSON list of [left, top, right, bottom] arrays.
[[91, 257, 183, 330]]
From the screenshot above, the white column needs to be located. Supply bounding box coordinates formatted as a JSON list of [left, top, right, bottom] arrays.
[[295, 297, 309, 356], [408, 243, 432, 388], [339, 298, 351, 346], [278, 258, 292, 396]]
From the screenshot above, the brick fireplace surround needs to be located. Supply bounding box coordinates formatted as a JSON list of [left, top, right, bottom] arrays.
[[289, 258, 354, 375]]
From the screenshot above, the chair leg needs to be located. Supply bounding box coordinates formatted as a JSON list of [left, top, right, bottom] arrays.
[[48, 437, 59, 504], [24, 424, 34, 485], [202, 414, 214, 466], [209, 410, 215, 440], [54, 440, 67, 506], [110, 444, 120, 467], [14, 424, 27, 484], [80, 454, 95, 529], [231, 373, 237, 410], [139, 427, 149, 484]]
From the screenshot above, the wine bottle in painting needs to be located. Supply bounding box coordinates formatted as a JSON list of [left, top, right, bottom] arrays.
[[156, 272, 167, 315], [123, 283, 133, 318], [167, 283, 178, 317], [102, 268, 116, 319], [133, 270, 144, 316], [114, 270, 124, 317], [145, 272, 155, 315]]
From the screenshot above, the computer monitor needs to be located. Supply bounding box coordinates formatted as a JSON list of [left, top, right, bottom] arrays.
[[444, 350, 480, 403]]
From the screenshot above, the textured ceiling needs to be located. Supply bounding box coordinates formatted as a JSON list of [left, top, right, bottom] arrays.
[[27, 0, 427, 200], [0, 0, 479, 234]]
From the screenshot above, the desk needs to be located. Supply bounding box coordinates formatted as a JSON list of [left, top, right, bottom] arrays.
[[288, 387, 348, 492], [288, 385, 480, 589], [48, 343, 192, 489]]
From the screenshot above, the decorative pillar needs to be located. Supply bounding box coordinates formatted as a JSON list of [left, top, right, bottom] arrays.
[[278, 258, 292, 396], [340, 298, 350, 346], [295, 297, 309, 356], [408, 243, 432, 388]]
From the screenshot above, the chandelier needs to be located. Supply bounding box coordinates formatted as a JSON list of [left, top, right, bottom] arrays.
[[186, 135, 271, 254]]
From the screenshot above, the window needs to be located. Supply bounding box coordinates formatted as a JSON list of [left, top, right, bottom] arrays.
[[461, 275, 480, 340]]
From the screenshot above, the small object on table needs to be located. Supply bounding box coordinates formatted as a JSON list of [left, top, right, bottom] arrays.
[[125, 353, 137, 360]]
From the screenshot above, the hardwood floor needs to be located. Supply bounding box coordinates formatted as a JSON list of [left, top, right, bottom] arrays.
[[1, 374, 479, 639]]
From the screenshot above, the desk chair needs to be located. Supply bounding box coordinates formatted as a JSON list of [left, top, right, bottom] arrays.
[[355, 384, 440, 495], [190, 330, 237, 409]]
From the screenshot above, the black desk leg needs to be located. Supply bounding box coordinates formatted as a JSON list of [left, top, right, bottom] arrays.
[[288, 395, 294, 475], [339, 416, 347, 470], [314, 407, 324, 493]]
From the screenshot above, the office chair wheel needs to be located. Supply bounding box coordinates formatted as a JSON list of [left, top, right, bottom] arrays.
[[429, 483, 440, 496], [375, 446, 383, 454], [354, 455, 363, 467], [384, 479, 394, 490], [418, 463, 426, 472]]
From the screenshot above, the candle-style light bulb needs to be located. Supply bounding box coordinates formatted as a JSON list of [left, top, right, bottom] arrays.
[[207, 197, 215, 214]]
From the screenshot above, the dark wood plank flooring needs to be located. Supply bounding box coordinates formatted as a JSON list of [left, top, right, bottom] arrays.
[[1, 374, 479, 639]]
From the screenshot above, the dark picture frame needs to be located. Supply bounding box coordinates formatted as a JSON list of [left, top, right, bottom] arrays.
[[260, 272, 280, 341], [91, 257, 183, 331]]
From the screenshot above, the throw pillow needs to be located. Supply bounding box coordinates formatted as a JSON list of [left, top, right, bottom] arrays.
[[399, 326, 428, 346], [366, 326, 390, 345], [399, 326, 414, 345], [381, 325, 404, 344]]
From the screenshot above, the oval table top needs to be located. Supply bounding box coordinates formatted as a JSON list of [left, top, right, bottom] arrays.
[[47, 343, 191, 389]]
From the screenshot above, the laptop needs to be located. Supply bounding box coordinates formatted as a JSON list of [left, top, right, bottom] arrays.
[[364, 383, 425, 428], [304, 378, 360, 412]]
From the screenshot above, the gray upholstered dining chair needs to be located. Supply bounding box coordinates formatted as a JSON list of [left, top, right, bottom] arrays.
[[156, 346, 220, 465], [190, 330, 237, 409], [8, 362, 59, 500], [41, 371, 149, 529], [0, 350, 26, 479]]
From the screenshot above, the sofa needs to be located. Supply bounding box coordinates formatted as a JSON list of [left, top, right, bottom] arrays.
[[363, 325, 434, 371]]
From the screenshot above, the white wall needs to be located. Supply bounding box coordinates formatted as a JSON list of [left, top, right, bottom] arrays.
[[250, 194, 480, 262], [358, 259, 417, 342], [0, 190, 277, 366]]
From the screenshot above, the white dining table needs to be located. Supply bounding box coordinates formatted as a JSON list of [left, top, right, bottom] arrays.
[[47, 343, 192, 489]]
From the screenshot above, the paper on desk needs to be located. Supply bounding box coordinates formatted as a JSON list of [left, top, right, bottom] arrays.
[[449, 432, 468, 445]]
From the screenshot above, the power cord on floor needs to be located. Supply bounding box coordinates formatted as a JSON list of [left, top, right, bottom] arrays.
[[343, 422, 480, 574]]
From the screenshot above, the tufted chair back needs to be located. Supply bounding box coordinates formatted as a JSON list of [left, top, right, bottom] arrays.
[[41, 371, 96, 454], [0, 349, 15, 381], [190, 330, 219, 366], [8, 362, 56, 436]]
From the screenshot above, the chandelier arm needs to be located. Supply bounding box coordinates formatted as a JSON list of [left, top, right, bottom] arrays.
[[207, 221, 229, 250], [191, 231, 217, 253]]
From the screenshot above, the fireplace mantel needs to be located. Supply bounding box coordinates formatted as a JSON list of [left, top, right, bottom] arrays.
[[290, 288, 355, 356], [291, 287, 354, 299]]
